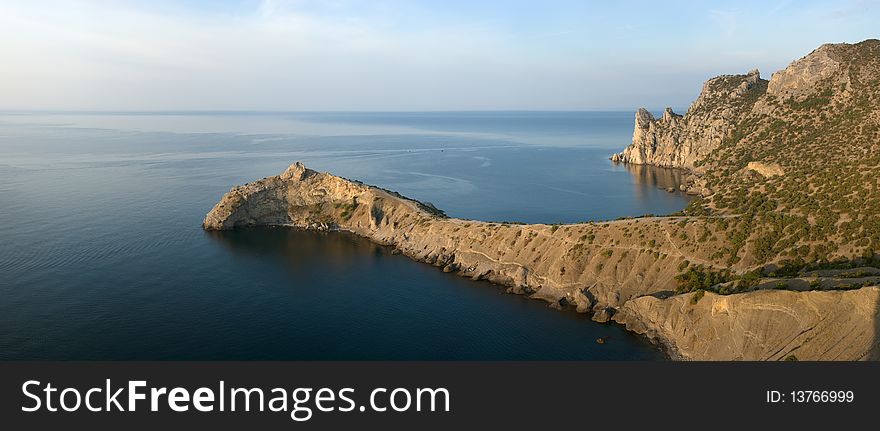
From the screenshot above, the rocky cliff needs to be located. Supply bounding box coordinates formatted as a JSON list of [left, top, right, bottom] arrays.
[[602, 39, 880, 359], [611, 39, 880, 265], [611, 69, 766, 170], [203, 162, 880, 361]]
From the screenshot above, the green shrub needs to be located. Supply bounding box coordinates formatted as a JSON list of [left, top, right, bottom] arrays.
[[690, 289, 705, 305]]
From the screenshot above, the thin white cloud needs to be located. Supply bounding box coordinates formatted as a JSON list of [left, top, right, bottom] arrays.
[[0, 0, 877, 111], [0, 0, 592, 110]]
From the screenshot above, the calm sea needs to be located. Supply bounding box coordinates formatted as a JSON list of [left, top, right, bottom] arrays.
[[0, 111, 688, 360]]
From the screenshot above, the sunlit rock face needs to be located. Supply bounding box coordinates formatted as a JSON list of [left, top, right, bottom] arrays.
[[611, 69, 765, 170]]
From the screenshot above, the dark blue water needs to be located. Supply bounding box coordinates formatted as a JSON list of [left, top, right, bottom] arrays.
[[0, 112, 688, 360]]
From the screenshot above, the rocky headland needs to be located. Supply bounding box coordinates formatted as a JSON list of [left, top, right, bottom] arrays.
[[204, 40, 880, 361]]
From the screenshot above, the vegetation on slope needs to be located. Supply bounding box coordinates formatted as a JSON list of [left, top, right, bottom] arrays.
[[683, 41, 880, 269]]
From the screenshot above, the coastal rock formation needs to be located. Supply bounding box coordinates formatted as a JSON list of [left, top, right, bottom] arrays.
[[204, 162, 880, 361], [611, 69, 766, 169], [204, 162, 698, 315]]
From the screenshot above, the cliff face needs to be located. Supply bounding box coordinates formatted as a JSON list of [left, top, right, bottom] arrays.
[[610, 40, 880, 265], [610, 39, 880, 265], [613, 40, 879, 177], [611, 69, 766, 170], [766, 43, 843, 98], [203, 162, 880, 361]]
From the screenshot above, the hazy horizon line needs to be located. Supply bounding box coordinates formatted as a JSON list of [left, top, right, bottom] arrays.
[[0, 108, 691, 115]]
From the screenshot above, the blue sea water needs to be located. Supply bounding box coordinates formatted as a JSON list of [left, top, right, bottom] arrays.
[[0, 111, 688, 360]]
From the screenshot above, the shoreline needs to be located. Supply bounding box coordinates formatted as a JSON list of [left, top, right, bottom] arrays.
[[203, 162, 880, 360], [212, 223, 675, 360]]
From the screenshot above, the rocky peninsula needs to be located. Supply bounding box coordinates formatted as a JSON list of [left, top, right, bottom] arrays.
[[204, 40, 880, 361]]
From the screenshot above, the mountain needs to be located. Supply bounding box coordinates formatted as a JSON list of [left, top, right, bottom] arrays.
[[615, 40, 880, 268]]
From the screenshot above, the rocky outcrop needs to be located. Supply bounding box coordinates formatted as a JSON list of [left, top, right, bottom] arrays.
[[746, 162, 784, 177], [767, 44, 841, 98], [203, 163, 880, 361], [611, 69, 766, 169], [611, 42, 878, 172], [203, 162, 368, 230]]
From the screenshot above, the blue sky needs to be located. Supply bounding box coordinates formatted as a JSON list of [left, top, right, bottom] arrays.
[[0, 0, 877, 111]]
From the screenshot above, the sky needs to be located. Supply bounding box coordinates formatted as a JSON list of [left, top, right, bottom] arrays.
[[0, 0, 878, 111]]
